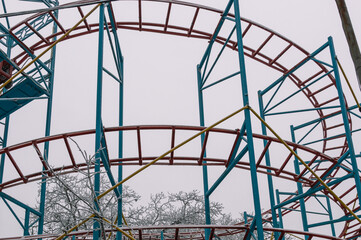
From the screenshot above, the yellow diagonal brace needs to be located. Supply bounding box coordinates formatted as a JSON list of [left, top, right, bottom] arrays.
[[55, 105, 248, 239], [101, 217, 135, 240], [336, 57, 361, 110], [56, 214, 95, 240], [0, 3, 102, 91], [111, 213, 134, 238], [248, 106, 361, 224], [55, 214, 135, 240], [96, 106, 248, 200]]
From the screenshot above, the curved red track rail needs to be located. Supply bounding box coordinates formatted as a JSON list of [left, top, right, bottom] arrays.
[[4, 0, 350, 159], [0, 125, 359, 238], [0, 225, 343, 240]]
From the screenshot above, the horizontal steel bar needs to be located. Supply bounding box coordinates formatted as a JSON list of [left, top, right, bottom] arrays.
[[201, 71, 240, 91], [265, 105, 340, 116]]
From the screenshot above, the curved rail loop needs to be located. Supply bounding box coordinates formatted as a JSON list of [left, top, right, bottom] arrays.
[[0, 225, 343, 240], [0, 125, 359, 238], [2, 0, 351, 159]]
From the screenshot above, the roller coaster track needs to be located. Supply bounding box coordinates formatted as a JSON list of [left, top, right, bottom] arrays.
[[0, 0, 359, 238], [2, 0, 350, 159], [0, 125, 359, 238], [0, 225, 345, 240]]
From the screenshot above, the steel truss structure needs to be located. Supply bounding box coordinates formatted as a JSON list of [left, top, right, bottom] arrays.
[[0, 0, 360, 239]]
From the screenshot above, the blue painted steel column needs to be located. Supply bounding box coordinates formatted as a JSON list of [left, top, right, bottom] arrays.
[[329, 36, 361, 205], [196, 64, 211, 239], [117, 66, 123, 240], [275, 190, 284, 229], [233, 0, 264, 238], [258, 92, 279, 238], [0, 34, 12, 185], [94, 4, 105, 240], [290, 125, 309, 237], [325, 196, 336, 236], [104, 5, 124, 238], [24, 209, 30, 236], [0, 117, 9, 183], [38, 6, 58, 236], [116, 34, 124, 240]]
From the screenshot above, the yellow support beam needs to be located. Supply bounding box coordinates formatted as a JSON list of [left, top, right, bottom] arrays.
[[96, 106, 248, 200], [101, 217, 135, 240]]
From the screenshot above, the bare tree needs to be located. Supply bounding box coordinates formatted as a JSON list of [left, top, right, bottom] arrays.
[[30, 141, 239, 238]]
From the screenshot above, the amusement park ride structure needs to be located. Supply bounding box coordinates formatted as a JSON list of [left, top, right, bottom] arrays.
[[0, 0, 361, 239]]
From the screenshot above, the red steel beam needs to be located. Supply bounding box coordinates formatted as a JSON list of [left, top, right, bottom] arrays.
[[198, 131, 209, 165], [187, 7, 199, 37], [32, 141, 52, 177], [77, 7, 91, 31], [5, 149, 27, 183], [170, 126, 175, 165], [164, 2, 172, 32], [137, 126, 142, 165]]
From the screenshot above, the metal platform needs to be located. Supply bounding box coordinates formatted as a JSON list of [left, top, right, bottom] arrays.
[[0, 77, 48, 120]]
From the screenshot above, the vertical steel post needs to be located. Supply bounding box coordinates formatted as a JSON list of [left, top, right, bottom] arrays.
[[24, 209, 30, 236], [0, 117, 8, 183], [275, 189, 284, 229], [258, 92, 279, 238], [325, 196, 336, 236], [117, 62, 123, 240], [329, 36, 361, 205], [0, 30, 12, 185], [233, 0, 264, 238], [116, 29, 124, 240], [105, 5, 124, 238], [38, 4, 58, 235], [94, 4, 105, 240], [196, 64, 211, 239], [161, 230, 164, 240], [290, 125, 309, 237]]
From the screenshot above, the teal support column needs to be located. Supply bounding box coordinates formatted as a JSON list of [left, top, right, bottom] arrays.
[[38, 4, 58, 235], [0, 116, 9, 183], [116, 31, 124, 240], [117, 68, 123, 240], [233, 0, 264, 238], [329, 36, 361, 205], [94, 4, 105, 240], [196, 64, 211, 239], [0, 33, 12, 185], [290, 125, 309, 238], [258, 91, 279, 238], [104, 4, 124, 238], [325, 196, 336, 236], [24, 209, 30, 236], [275, 190, 284, 229], [161, 230, 164, 240]]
